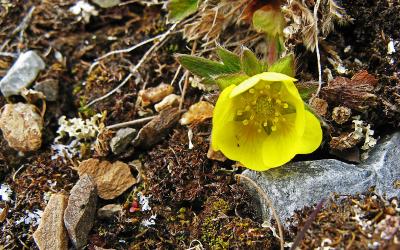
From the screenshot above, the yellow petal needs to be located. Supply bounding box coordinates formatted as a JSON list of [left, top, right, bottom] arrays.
[[230, 72, 297, 98], [296, 111, 323, 154], [212, 120, 268, 170], [211, 84, 236, 151]]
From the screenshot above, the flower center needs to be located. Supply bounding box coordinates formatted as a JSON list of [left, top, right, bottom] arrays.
[[235, 85, 294, 135]]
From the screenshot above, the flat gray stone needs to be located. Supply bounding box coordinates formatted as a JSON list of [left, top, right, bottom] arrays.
[[241, 132, 400, 227], [110, 128, 136, 155], [34, 79, 59, 101], [0, 51, 45, 97], [64, 175, 97, 249]]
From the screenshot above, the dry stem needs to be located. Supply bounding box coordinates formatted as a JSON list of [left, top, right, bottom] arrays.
[[235, 174, 284, 250], [85, 23, 178, 108]]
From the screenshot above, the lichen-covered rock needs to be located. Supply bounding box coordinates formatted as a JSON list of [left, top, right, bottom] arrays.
[[241, 132, 400, 227], [77, 159, 136, 200], [64, 175, 97, 249], [0, 103, 43, 152], [33, 193, 68, 250], [0, 50, 45, 97]]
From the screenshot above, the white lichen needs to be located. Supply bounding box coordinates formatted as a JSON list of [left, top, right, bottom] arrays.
[[52, 114, 103, 159], [138, 192, 152, 211], [387, 39, 396, 55], [15, 209, 43, 226], [351, 119, 378, 158], [141, 214, 157, 227], [0, 184, 12, 202], [69, 1, 98, 23]]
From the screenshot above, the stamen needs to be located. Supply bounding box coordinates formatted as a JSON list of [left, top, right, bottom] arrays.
[[257, 128, 262, 133], [265, 85, 270, 89], [263, 121, 268, 127], [237, 110, 243, 116], [273, 117, 279, 123], [245, 105, 251, 111], [249, 88, 255, 94], [283, 103, 289, 109], [271, 125, 277, 131], [242, 120, 249, 125], [276, 99, 282, 105]]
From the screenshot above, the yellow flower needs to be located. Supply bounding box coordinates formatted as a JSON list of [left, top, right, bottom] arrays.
[[211, 72, 322, 171]]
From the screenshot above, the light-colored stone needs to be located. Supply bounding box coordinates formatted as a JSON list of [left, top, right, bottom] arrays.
[[241, 132, 400, 228], [97, 204, 122, 219], [138, 83, 173, 107], [0, 51, 45, 97], [92, 0, 120, 8], [154, 94, 181, 112], [180, 101, 214, 125], [78, 159, 136, 200], [110, 128, 136, 155], [64, 175, 97, 249], [0, 103, 43, 152], [33, 193, 68, 250]]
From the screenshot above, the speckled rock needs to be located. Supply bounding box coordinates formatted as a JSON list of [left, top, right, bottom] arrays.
[[0, 50, 45, 97], [64, 175, 97, 249], [110, 128, 136, 155], [241, 132, 400, 227], [77, 159, 136, 200], [0, 103, 43, 152], [33, 193, 68, 250]]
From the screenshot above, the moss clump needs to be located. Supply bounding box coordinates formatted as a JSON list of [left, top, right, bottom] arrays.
[[196, 197, 273, 249]]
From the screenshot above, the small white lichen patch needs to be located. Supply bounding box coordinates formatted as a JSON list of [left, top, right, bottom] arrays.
[[69, 1, 98, 23], [351, 119, 378, 159], [388, 39, 396, 55], [15, 209, 43, 226], [0, 184, 12, 202], [141, 214, 157, 227], [52, 114, 103, 159], [138, 192, 152, 211]]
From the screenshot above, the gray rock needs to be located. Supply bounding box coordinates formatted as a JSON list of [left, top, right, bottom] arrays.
[[64, 175, 97, 249], [92, 0, 120, 8], [33, 193, 68, 250], [34, 79, 59, 101], [0, 51, 45, 97], [241, 132, 400, 227], [110, 128, 136, 155], [97, 204, 122, 219]]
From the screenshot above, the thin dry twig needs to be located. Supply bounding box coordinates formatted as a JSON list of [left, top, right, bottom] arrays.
[[290, 198, 326, 250], [106, 115, 156, 130], [235, 174, 284, 250], [313, 0, 323, 99], [179, 40, 197, 110], [85, 23, 178, 108]]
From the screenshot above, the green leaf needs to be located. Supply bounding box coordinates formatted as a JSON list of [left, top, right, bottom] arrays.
[[268, 55, 295, 77], [167, 0, 199, 23], [214, 73, 250, 90], [176, 54, 234, 83], [252, 8, 285, 37], [295, 82, 319, 101], [241, 47, 264, 76], [216, 45, 241, 72]]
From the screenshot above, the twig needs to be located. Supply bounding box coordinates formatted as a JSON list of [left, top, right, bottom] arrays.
[[313, 0, 323, 99], [179, 41, 197, 110], [0, 52, 18, 58], [170, 64, 182, 86], [95, 34, 164, 62], [106, 115, 156, 130], [235, 174, 284, 250], [0, 6, 35, 52], [290, 198, 326, 250], [85, 23, 178, 108]]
